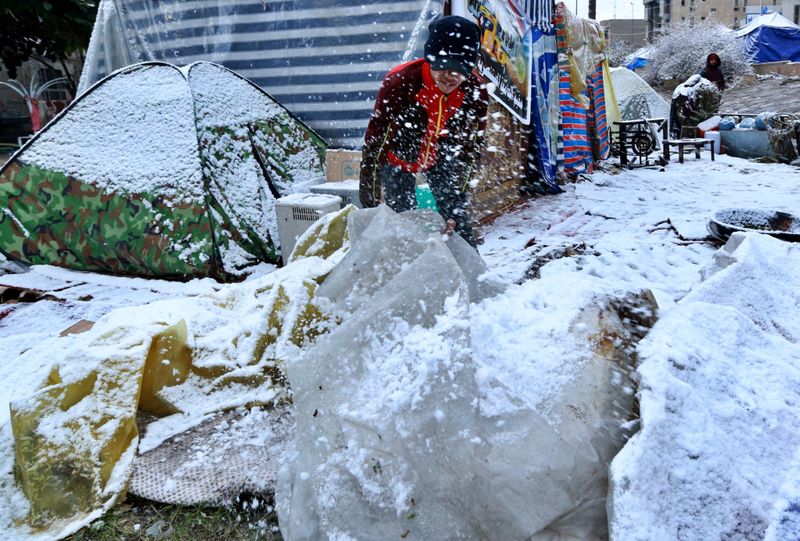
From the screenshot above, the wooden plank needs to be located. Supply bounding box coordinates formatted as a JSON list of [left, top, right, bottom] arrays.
[[59, 319, 96, 337]]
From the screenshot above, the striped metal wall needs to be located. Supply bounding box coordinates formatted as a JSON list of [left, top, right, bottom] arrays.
[[80, 0, 444, 148], [518, 0, 553, 29]]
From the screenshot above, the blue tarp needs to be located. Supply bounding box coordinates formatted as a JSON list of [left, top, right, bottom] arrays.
[[625, 57, 649, 71], [742, 26, 800, 63], [525, 27, 560, 194], [735, 13, 800, 63]]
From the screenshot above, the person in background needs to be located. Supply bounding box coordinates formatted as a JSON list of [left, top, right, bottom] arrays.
[[700, 53, 726, 91], [359, 15, 489, 246]]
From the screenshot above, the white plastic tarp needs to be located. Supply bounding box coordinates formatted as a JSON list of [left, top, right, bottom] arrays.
[[277, 205, 654, 540], [609, 67, 670, 121]]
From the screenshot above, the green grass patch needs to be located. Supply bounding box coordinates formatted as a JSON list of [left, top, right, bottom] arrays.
[[66, 493, 282, 540]]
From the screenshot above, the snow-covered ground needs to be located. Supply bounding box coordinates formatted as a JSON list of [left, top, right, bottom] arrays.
[[1, 153, 799, 539], [481, 155, 797, 306]]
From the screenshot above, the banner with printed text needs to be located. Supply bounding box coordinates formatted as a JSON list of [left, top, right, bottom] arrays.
[[454, 0, 532, 124]]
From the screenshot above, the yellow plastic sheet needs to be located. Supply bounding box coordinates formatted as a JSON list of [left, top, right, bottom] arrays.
[[9, 252, 334, 534], [289, 203, 355, 263], [11, 345, 145, 528]]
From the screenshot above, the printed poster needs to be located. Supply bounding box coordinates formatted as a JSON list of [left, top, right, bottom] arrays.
[[454, 0, 533, 124]]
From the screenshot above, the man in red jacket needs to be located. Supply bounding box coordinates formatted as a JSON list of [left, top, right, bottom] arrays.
[[359, 15, 489, 246]]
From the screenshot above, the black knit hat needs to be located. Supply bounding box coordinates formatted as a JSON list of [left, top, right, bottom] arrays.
[[424, 16, 480, 77]]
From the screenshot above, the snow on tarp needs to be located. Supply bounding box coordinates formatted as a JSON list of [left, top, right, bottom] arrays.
[[610, 67, 670, 121], [288, 204, 356, 264], [0, 61, 326, 280], [624, 46, 655, 71], [278, 205, 659, 540], [609, 232, 800, 540], [10, 329, 145, 533], [0, 253, 333, 539]]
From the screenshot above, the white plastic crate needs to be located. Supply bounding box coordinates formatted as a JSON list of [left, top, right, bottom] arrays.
[[275, 193, 342, 263], [309, 179, 361, 209]]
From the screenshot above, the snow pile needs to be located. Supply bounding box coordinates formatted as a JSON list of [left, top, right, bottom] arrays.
[[672, 74, 720, 100], [609, 233, 800, 540], [766, 454, 800, 541], [610, 67, 670, 121], [278, 206, 657, 540], [23, 64, 204, 203]]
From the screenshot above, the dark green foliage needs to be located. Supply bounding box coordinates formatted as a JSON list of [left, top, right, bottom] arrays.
[[0, 0, 97, 90]]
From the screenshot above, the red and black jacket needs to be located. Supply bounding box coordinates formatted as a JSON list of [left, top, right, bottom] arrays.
[[360, 59, 489, 207]]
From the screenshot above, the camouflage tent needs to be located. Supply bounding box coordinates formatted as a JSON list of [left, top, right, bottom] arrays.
[[0, 61, 326, 280]]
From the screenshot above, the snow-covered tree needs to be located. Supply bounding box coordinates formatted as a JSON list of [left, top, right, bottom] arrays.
[[645, 20, 753, 87], [605, 40, 638, 68]]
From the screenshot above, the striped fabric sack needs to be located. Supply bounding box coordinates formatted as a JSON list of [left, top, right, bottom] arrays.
[[588, 63, 611, 161], [558, 69, 592, 175], [555, 13, 592, 175]]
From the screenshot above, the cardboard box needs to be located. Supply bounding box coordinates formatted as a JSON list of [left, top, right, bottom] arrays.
[[326, 149, 362, 182]]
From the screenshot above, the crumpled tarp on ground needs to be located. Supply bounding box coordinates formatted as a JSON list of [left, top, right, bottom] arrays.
[[0, 213, 347, 539], [277, 205, 658, 540], [130, 406, 294, 506]]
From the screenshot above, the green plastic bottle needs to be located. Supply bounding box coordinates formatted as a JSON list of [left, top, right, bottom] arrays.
[[415, 184, 438, 210]]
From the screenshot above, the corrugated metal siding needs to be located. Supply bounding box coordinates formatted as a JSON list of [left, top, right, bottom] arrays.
[[84, 0, 443, 148]]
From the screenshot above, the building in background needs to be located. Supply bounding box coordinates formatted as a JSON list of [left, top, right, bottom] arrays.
[[783, 0, 800, 24], [644, 0, 800, 39], [601, 18, 648, 46]]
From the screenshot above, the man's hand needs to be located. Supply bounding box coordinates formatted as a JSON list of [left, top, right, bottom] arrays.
[[441, 219, 457, 236]]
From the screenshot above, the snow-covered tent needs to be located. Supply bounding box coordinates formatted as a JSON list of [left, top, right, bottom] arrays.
[[735, 12, 800, 63], [610, 67, 670, 121], [80, 0, 443, 148], [0, 61, 326, 280]]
